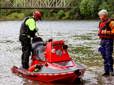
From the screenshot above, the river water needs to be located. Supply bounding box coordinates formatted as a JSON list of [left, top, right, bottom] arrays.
[[0, 20, 104, 85]]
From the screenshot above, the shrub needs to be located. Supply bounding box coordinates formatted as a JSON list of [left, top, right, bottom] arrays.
[[6, 12, 25, 20]]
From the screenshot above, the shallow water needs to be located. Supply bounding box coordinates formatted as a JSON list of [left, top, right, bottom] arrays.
[[0, 20, 106, 85]]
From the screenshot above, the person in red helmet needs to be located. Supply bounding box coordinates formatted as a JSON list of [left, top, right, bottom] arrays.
[[33, 10, 42, 21], [19, 10, 42, 69]]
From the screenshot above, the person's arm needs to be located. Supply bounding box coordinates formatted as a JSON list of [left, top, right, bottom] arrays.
[[25, 18, 37, 31], [109, 21, 114, 34]]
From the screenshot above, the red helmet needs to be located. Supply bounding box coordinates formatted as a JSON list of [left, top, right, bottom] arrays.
[[33, 10, 42, 20]]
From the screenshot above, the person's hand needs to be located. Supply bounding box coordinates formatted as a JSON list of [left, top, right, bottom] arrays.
[[102, 30, 111, 34], [101, 30, 107, 34]]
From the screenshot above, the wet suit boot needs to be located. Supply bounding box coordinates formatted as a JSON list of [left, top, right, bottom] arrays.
[[102, 72, 109, 77]]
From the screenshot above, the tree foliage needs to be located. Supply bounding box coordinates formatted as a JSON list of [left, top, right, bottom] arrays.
[[0, 0, 114, 20], [79, 0, 98, 18]]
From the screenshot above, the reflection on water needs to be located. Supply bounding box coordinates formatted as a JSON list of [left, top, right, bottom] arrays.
[[0, 20, 103, 85]]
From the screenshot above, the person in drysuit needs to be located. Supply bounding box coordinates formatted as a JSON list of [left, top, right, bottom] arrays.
[[19, 10, 42, 69], [98, 9, 114, 76]]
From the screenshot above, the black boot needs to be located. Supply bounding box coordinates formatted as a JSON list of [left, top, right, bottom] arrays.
[[102, 72, 109, 77]]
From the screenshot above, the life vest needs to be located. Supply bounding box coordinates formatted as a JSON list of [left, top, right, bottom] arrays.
[[20, 17, 37, 38], [98, 18, 114, 39]]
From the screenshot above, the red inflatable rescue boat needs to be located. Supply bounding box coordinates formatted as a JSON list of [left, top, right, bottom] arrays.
[[11, 40, 85, 83]]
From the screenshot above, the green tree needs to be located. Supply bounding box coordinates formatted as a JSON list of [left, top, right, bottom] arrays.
[[70, 0, 81, 19], [98, 1, 111, 16], [106, 0, 114, 13], [99, 2, 110, 11], [79, 0, 98, 18], [57, 10, 65, 19]]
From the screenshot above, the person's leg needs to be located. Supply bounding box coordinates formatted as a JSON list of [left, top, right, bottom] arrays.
[[105, 39, 113, 73], [20, 37, 31, 69], [99, 39, 109, 75], [21, 44, 31, 69]]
